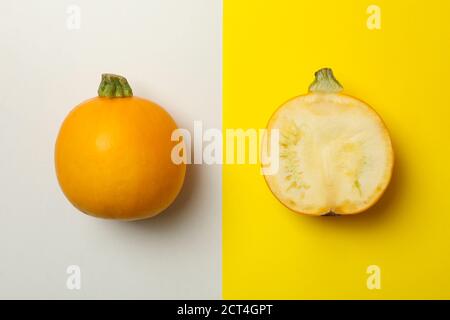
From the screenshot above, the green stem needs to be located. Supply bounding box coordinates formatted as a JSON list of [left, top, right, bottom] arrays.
[[308, 68, 343, 93], [98, 74, 133, 98]]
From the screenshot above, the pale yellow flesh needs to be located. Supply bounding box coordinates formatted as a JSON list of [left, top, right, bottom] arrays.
[[264, 93, 393, 215]]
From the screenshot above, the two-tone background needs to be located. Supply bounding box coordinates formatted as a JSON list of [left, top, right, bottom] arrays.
[[1, 0, 450, 299]]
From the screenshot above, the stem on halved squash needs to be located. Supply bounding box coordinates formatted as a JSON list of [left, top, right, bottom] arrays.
[[309, 68, 343, 94]]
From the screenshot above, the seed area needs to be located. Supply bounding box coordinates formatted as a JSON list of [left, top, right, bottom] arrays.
[[279, 121, 310, 194], [317, 110, 391, 214]]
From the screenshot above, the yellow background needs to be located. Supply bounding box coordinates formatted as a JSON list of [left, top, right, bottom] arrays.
[[223, 0, 450, 299]]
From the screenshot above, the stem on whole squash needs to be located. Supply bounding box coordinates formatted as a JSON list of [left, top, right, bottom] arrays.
[[98, 74, 133, 98]]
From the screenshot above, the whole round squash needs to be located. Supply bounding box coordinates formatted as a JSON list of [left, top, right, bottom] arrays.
[[55, 74, 186, 220]]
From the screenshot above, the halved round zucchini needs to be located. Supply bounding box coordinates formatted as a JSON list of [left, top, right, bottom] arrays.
[[263, 68, 393, 216]]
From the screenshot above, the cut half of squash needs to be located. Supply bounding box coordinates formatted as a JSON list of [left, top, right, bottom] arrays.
[[263, 68, 393, 216]]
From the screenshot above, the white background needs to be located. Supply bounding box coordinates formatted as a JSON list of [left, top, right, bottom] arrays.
[[0, 0, 222, 299]]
